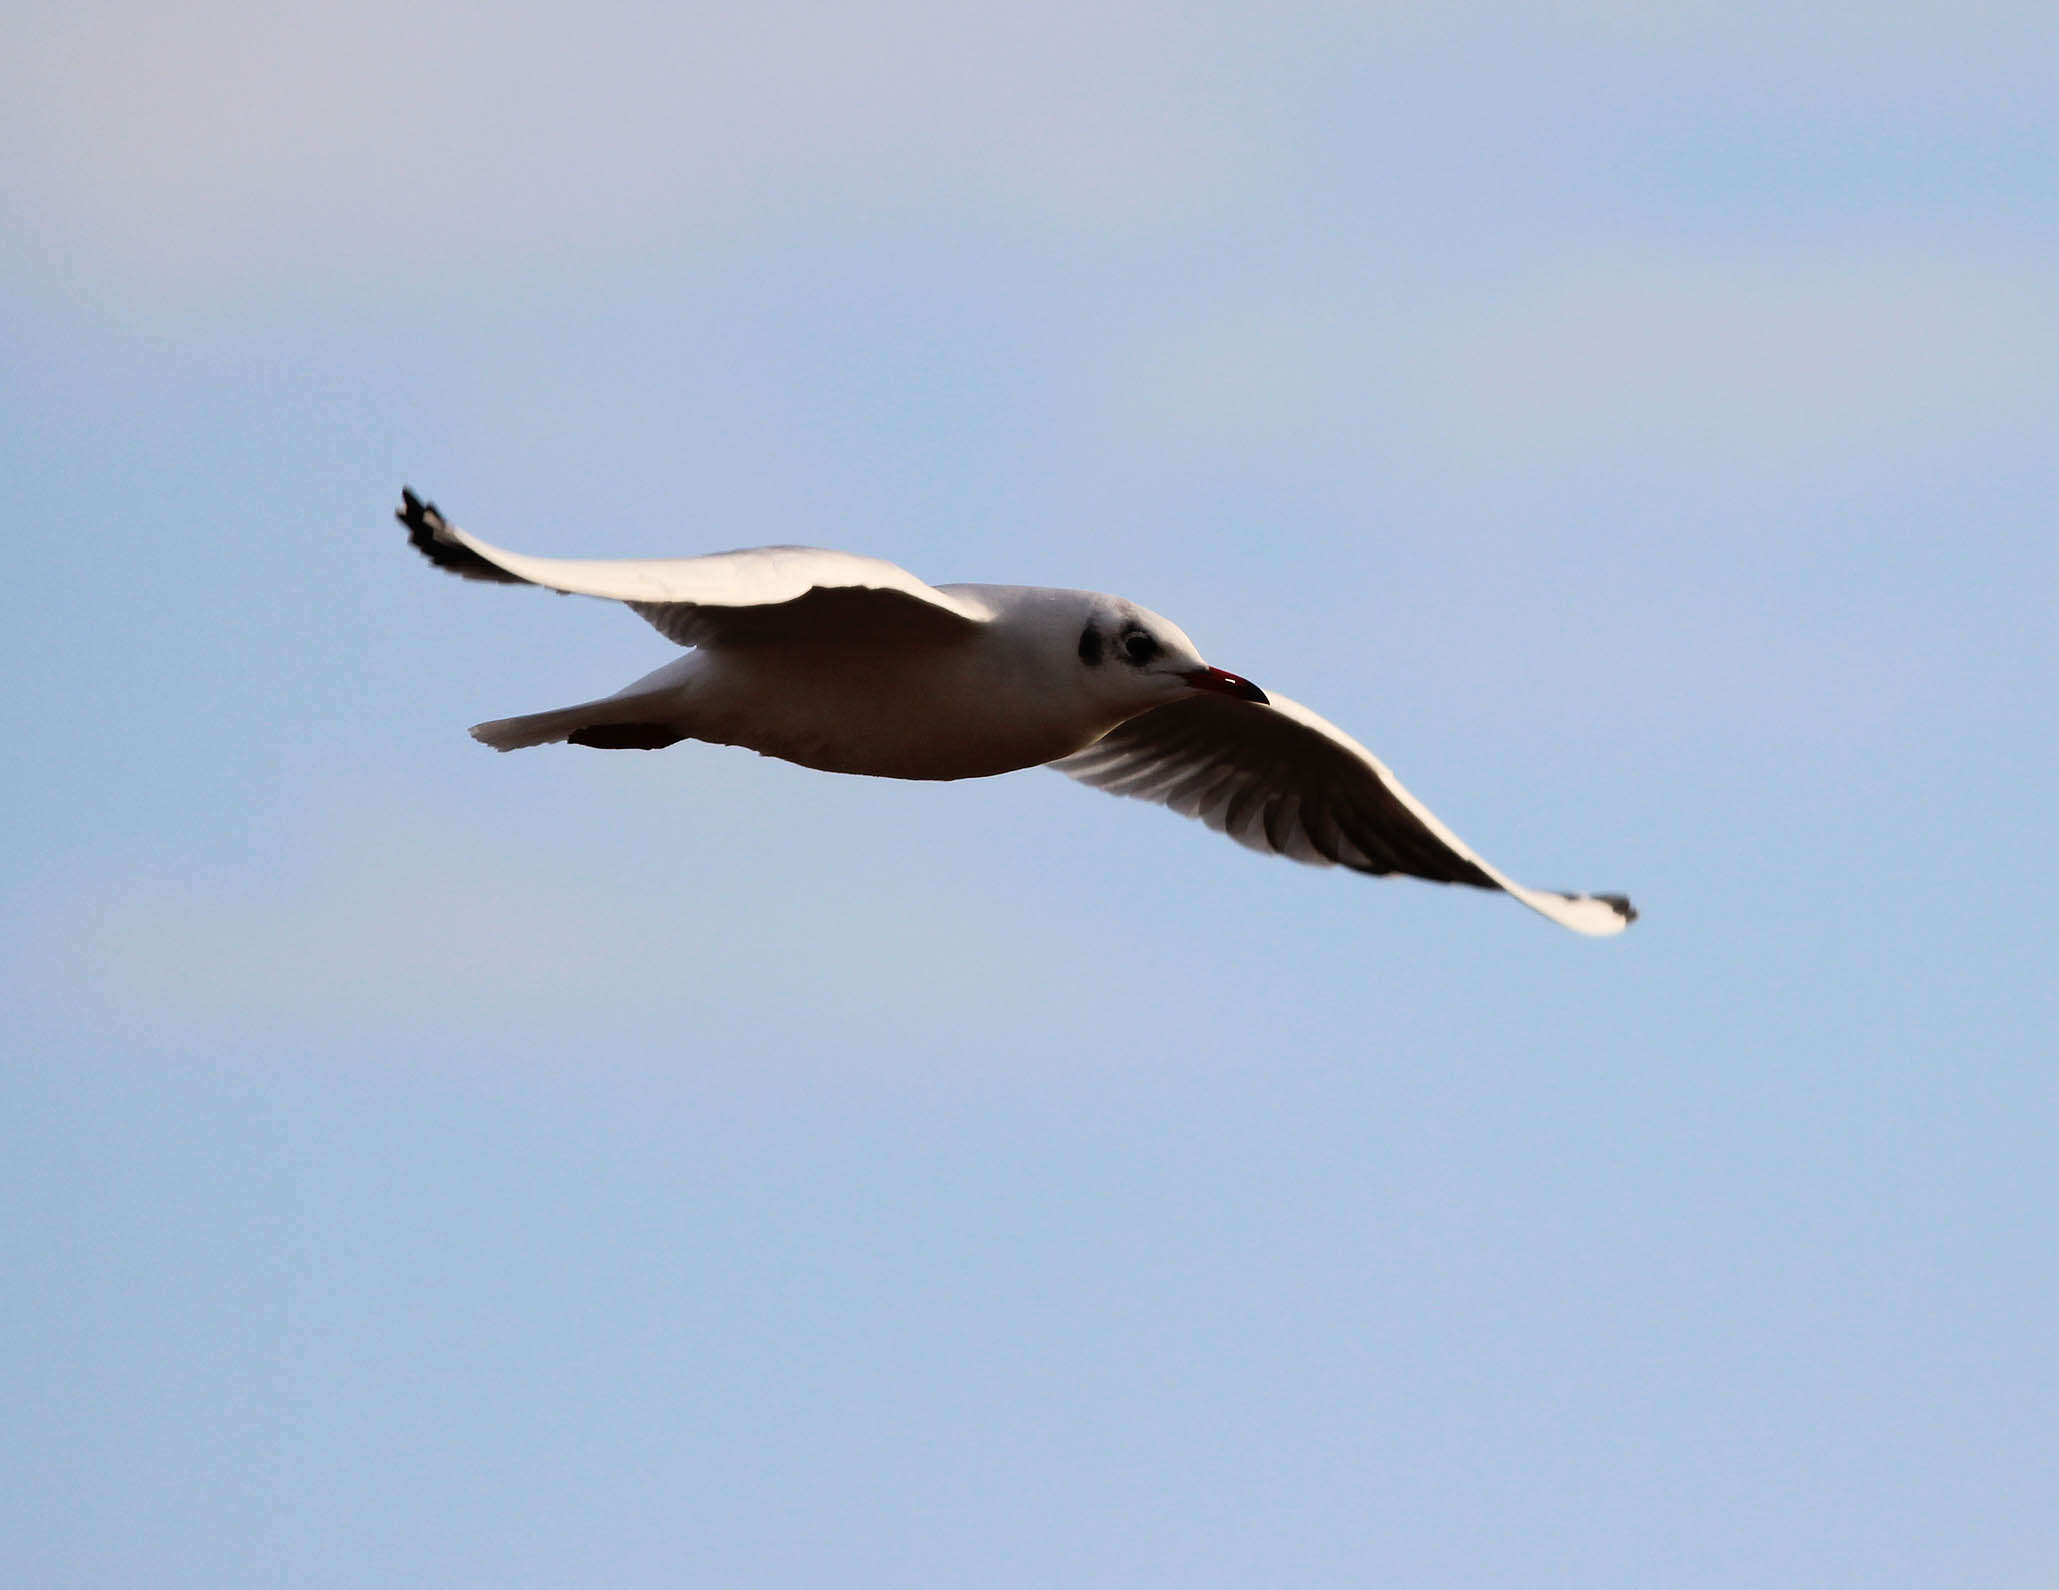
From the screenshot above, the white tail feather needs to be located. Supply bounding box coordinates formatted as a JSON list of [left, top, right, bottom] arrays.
[[469, 658, 704, 752], [469, 703, 615, 751]]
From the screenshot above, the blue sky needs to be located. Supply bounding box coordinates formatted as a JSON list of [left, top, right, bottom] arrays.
[[4, 1, 2056, 1583]]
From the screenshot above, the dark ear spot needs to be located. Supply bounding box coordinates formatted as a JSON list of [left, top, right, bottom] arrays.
[[1078, 624, 1103, 665]]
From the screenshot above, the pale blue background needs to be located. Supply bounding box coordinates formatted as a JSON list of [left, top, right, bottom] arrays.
[[4, 3, 2056, 1584]]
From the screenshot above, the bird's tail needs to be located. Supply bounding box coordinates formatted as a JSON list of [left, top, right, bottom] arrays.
[[470, 656, 702, 752], [470, 700, 686, 752]]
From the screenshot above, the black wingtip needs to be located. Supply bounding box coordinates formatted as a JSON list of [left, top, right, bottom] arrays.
[[395, 485, 449, 555], [395, 487, 526, 583], [1597, 893, 1638, 925]]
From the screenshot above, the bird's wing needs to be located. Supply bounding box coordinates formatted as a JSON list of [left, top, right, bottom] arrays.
[[398, 489, 991, 646], [1051, 691, 1635, 936]]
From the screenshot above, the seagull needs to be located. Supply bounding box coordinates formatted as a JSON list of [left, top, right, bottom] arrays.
[[397, 490, 1635, 935]]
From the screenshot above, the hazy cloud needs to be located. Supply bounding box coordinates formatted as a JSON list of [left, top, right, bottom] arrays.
[[1106, 245, 2059, 488], [11, 764, 1206, 1069], [1, 0, 1245, 283], [16, 0, 2057, 290], [1435, 248, 2059, 473]]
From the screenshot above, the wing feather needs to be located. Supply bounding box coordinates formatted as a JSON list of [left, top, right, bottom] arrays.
[[1052, 691, 1636, 936], [397, 489, 989, 646]]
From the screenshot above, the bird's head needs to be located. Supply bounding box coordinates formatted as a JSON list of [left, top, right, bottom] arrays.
[[1073, 596, 1268, 713]]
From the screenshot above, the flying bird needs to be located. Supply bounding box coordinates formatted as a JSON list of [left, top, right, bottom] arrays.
[[397, 490, 1635, 935]]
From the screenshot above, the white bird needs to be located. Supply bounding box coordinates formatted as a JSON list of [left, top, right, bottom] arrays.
[[398, 490, 1635, 935]]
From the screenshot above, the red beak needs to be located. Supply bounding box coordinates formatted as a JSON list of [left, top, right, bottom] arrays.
[[1184, 666, 1269, 705]]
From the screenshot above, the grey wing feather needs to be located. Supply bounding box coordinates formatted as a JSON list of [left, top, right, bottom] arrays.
[[1053, 692, 1635, 936], [397, 489, 990, 646]]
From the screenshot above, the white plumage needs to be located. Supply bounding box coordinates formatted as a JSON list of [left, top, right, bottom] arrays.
[[399, 490, 1635, 935]]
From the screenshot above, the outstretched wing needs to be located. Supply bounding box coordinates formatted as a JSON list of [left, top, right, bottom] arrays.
[[1052, 691, 1635, 936], [398, 489, 991, 647]]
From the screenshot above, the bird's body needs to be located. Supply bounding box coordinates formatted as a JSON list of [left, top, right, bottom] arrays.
[[477, 584, 1169, 780], [398, 490, 1635, 935]]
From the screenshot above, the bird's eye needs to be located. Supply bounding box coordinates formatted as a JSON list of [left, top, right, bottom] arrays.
[[1122, 629, 1160, 664]]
